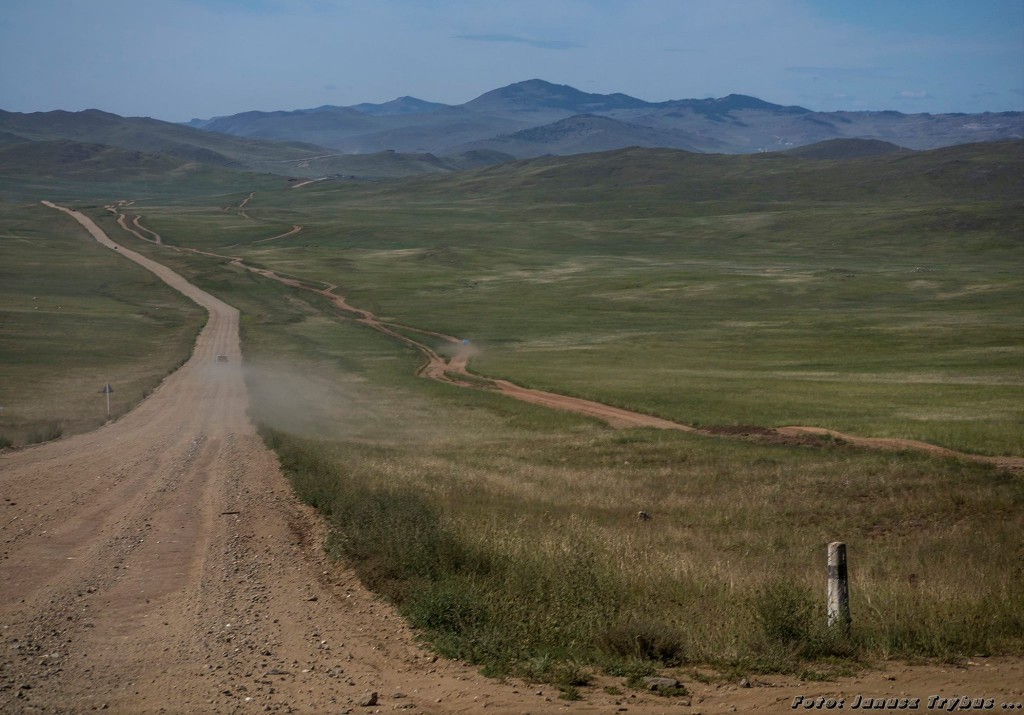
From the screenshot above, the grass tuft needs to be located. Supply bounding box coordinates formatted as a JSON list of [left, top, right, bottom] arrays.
[[597, 619, 688, 666], [25, 422, 63, 445]]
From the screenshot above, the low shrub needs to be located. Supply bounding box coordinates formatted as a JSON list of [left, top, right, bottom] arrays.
[[26, 422, 63, 445], [598, 619, 688, 666], [752, 578, 856, 662]]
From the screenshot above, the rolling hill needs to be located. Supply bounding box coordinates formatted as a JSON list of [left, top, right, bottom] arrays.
[[0, 140, 188, 178], [0, 108, 326, 169], [378, 139, 1024, 207], [453, 114, 702, 158], [0, 108, 516, 181], [783, 138, 911, 160]]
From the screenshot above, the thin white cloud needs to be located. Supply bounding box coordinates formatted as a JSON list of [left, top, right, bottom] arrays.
[[456, 34, 582, 50], [787, 66, 891, 80]]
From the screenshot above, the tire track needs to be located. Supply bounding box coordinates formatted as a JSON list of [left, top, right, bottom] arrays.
[[110, 207, 1024, 470]]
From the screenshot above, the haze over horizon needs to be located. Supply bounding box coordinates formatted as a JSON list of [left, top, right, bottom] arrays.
[[1, 0, 1022, 123]]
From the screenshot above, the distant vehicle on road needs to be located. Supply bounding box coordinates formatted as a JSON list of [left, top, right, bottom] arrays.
[[216, 355, 229, 362]]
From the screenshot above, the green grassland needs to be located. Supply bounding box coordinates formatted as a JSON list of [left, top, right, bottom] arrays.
[[70, 233, 1023, 682], [131, 142, 1024, 455], [0, 151, 291, 204], [0, 200, 206, 446], [3, 141, 1021, 685]]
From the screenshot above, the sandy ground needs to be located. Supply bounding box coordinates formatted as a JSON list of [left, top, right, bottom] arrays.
[[3, 204, 1018, 714]]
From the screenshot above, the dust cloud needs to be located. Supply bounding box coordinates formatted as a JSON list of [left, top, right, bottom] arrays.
[[433, 338, 481, 365], [239, 359, 441, 443]]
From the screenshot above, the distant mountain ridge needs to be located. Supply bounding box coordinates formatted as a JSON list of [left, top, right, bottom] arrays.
[[459, 114, 703, 156], [351, 96, 449, 116], [0, 107, 325, 169], [462, 78, 652, 113], [0, 108, 518, 181], [2, 80, 1021, 185], [181, 79, 1023, 157]]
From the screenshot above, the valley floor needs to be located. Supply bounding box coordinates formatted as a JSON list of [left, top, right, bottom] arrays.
[[2, 206, 1021, 713]]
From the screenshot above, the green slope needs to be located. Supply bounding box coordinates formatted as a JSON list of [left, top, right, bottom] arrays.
[[0, 109, 518, 181], [0, 108, 330, 169], [381, 140, 1023, 205], [782, 137, 910, 160], [0, 140, 193, 178], [124, 139, 1023, 455]]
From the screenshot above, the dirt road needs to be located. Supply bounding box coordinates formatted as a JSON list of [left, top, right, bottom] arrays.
[[0, 207, 552, 712], [0, 204, 744, 713], [5, 205, 1015, 713]]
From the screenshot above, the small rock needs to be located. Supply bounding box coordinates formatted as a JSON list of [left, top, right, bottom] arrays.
[[739, 677, 750, 688], [392, 692, 406, 699], [642, 676, 681, 692], [358, 691, 378, 707]]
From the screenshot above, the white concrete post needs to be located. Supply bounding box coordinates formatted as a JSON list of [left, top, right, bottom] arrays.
[[827, 541, 850, 633]]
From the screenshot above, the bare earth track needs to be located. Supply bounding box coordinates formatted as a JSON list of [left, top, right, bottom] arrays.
[[108, 208, 1024, 471], [1, 204, 1020, 714]]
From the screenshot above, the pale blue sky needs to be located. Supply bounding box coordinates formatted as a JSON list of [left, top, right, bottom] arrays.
[[1, 0, 1021, 121]]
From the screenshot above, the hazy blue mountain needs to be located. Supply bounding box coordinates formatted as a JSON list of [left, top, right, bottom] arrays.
[[6, 79, 1021, 182], [454, 113, 704, 158], [181, 79, 1023, 157], [197, 107, 378, 146], [658, 93, 810, 115], [350, 96, 449, 116], [462, 78, 651, 115]]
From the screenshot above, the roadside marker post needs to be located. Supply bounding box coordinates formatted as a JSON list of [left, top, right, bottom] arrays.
[[827, 542, 851, 634], [101, 383, 114, 417]]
